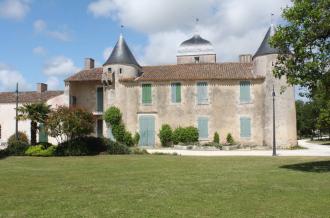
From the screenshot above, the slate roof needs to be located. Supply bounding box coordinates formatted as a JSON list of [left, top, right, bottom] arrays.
[[0, 91, 63, 104], [104, 34, 140, 67], [65, 63, 263, 83], [253, 25, 280, 59]]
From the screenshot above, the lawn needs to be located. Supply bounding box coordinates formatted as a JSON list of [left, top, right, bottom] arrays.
[[0, 156, 329, 218]]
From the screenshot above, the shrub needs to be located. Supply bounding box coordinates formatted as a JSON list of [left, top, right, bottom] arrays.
[[25, 145, 56, 157], [172, 126, 199, 145], [172, 127, 184, 145], [8, 132, 29, 145], [55, 137, 107, 156], [105, 139, 130, 155], [226, 133, 235, 145], [7, 132, 30, 156], [159, 124, 173, 147], [213, 132, 220, 144], [104, 107, 122, 126], [112, 124, 126, 142], [133, 132, 140, 146], [184, 127, 199, 143], [123, 131, 134, 147], [47, 106, 94, 143], [37, 142, 53, 149], [0, 149, 8, 158], [130, 147, 148, 155]]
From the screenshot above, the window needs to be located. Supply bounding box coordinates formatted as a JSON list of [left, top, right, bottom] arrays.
[[108, 68, 112, 73], [96, 87, 104, 112], [97, 120, 103, 138], [240, 81, 251, 103], [70, 96, 76, 106], [198, 117, 209, 139], [142, 84, 152, 104], [197, 82, 208, 104], [240, 117, 251, 138], [119, 68, 122, 74], [171, 83, 181, 103], [194, 57, 200, 63]]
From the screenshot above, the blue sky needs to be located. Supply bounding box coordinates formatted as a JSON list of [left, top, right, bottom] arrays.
[[0, 0, 293, 92]]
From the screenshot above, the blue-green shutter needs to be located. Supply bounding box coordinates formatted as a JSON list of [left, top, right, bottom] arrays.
[[142, 84, 152, 104], [97, 87, 104, 112], [171, 83, 181, 103], [139, 116, 155, 146], [240, 117, 251, 138], [197, 82, 208, 104], [198, 117, 209, 139], [240, 81, 251, 103], [38, 123, 48, 143]]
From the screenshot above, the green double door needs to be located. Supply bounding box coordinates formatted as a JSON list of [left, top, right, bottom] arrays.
[[139, 116, 155, 147]]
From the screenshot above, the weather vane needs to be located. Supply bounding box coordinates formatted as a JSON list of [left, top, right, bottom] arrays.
[[270, 13, 275, 25]]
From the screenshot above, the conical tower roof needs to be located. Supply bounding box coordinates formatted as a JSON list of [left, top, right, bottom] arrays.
[[104, 34, 140, 67], [253, 25, 280, 59]]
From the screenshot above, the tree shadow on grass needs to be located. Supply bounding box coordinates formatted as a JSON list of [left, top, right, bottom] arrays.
[[280, 161, 330, 173]]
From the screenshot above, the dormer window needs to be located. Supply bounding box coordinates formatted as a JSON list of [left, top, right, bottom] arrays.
[[108, 68, 112, 73], [194, 57, 200, 63]]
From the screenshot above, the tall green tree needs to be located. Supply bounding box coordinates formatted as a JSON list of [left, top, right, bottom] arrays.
[[17, 102, 51, 145], [270, 0, 330, 97]]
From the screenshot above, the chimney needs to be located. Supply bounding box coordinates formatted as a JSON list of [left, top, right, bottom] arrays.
[[239, 54, 252, 63], [85, 58, 95, 70], [37, 83, 47, 93]]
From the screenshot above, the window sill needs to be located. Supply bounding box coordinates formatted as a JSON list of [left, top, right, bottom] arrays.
[[239, 102, 253, 105], [142, 103, 153, 106], [197, 103, 209, 106], [199, 138, 209, 141]]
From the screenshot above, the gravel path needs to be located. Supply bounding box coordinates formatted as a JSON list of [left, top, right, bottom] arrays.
[[147, 140, 330, 157]]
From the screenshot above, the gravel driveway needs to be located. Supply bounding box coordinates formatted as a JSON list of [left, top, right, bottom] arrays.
[[147, 140, 330, 157]]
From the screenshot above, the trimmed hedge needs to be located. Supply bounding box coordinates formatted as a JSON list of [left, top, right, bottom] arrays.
[[226, 133, 235, 145], [213, 132, 220, 144], [105, 139, 130, 155], [55, 137, 107, 156], [173, 126, 199, 145]]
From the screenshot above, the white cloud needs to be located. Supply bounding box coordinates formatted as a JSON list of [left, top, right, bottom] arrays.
[[46, 76, 61, 90], [33, 46, 47, 56], [88, 0, 291, 63], [88, 0, 116, 18], [43, 56, 79, 76], [0, 63, 30, 91], [103, 47, 112, 61], [34, 19, 47, 32], [0, 0, 30, 20], [33, 19, 72, 42]]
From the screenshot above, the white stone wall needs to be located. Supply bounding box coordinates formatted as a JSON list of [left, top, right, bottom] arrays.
[[0, 94, 67, 145]]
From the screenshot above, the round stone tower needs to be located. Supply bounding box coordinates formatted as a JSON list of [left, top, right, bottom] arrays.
[[253, 24, 297, 148], [102, 33, 141, 134], [103, 33, 141, 81]]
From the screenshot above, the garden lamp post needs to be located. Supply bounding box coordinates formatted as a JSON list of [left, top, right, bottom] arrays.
[[272, 84, 277, 156], [15, 83, 19, 140]]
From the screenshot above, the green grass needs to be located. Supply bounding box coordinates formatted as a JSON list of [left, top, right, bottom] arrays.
[[309, 139, 330, 145], [0, 156, 330, 218]]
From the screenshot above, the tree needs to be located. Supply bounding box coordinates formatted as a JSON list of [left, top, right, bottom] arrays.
[[270, 0, 330, 97], [46, 106, 94, 143], [17, 102, 51, 145]]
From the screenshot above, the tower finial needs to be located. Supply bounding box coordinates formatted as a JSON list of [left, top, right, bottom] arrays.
[[194, 17, 200, 36], [270, 13, 275, 26], [120, 24, 124, 35]]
